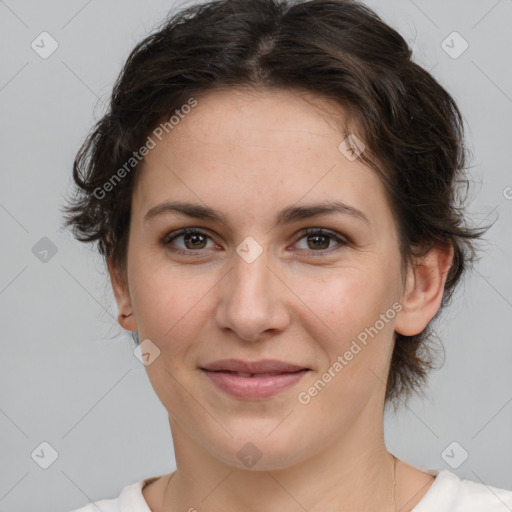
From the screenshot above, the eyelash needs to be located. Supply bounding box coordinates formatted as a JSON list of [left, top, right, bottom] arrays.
[[161, 227, 349, 257]]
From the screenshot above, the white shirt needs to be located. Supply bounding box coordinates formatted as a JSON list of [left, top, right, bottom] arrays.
[[69, 468, 512, 512]]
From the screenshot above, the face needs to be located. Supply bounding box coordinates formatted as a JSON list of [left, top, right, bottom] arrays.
[[111, 87, 442, 470]]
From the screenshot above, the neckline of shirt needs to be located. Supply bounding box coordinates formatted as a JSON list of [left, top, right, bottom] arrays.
[[122, 467, 459, 512]]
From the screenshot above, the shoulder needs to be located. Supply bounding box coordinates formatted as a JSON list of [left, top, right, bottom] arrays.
[[414, 469, 512, 511], [67, 477, 158, 512], [456, 475, 512, 511]]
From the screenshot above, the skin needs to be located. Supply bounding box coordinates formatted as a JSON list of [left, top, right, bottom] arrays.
[[109, 87, 453, 512]]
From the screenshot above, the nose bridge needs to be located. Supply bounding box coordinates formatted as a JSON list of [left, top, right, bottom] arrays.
[[233, 244, 269, 298], [215, 240, 289, 341], [231, 242, 274, 311]]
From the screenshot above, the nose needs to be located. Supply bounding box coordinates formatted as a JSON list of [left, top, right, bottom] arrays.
[[214, 247, 291, 342]]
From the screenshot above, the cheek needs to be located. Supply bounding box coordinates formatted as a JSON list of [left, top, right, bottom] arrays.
[[292, 266, 397, 397], [127, 261, 213, 413], [127, 241, 212, 337], [293, 265, 397, 342], [294, 276, 396, 426]]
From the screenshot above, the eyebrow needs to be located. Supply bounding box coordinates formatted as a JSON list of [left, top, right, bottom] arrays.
[[144, 200, 370, 226]]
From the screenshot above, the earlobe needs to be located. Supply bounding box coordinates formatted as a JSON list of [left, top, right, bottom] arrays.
[[394, 243, 454, 337], [107, 258, 138, 331]]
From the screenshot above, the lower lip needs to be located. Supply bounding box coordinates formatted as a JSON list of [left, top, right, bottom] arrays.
[[201, 369, 309, 399]]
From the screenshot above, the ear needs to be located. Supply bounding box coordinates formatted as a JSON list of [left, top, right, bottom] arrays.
[[394, 243, 454, 336], [107, 258, 138, 332]]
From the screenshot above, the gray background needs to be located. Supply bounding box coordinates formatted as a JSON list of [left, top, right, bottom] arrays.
[[0, 0, 511, 510]]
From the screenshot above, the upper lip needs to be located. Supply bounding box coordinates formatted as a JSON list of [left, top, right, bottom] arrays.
[[201, 359, 309, 374]]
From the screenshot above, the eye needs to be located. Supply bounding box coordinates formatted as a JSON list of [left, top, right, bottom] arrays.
[[161, 227, 348, 257], [162, 228, 218, 255], [292, 228, 348, 255]]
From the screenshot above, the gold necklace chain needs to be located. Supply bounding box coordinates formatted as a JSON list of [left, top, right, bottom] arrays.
[[162, 454, 398, 511]]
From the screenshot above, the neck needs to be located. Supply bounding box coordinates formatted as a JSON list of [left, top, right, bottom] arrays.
[[163, 402, 397, 512]]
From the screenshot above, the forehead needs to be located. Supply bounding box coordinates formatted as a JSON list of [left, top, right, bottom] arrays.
[[133, 87, 391, 233], [160, 87, 351, 153]]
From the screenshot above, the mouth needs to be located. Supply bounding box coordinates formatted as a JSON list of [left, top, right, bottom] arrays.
[[201, 358, 310, 374], [206, 370, 305, 377], [200, 359, 310, 399]]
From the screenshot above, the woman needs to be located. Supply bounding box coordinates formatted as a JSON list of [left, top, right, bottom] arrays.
[[63, 0, 511, 510]]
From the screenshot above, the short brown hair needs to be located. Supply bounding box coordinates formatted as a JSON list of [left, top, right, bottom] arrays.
[[62, 0, 490, 407]]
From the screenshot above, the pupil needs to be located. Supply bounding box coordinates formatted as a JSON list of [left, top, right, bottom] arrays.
[[309, 235, 328, 250], [185, 233, 206, 249]]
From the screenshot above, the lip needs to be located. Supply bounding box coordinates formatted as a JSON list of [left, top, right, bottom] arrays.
[[200, 359, 310, 400], [201, 358, 309, 374]]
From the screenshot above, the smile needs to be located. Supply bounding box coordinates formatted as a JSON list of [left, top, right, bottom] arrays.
[[200, 367, 310, 399]]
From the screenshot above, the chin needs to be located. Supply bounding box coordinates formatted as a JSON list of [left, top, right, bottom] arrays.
[[203, 430, 311, 472]]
